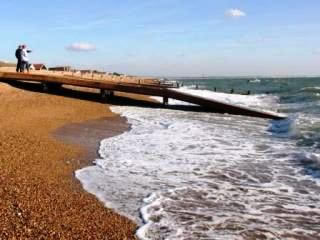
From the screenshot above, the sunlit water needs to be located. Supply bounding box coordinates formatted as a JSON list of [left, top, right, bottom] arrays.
[[76, 77, 320, 240]]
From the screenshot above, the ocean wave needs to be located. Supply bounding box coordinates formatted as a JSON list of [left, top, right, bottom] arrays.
[[152, 87, 280, 112], [75, 102, 320, 240], [296, 152, 320, 168], [267, 115, 299, 138], [300, 87, 320, 93], [72, 77, 320, 240], [294, 152, 320, 177], [248, 78, 261, 83]]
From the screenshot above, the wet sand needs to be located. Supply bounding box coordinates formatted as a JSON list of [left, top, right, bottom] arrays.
[[0, 79, 157, 239], [54, 116, 130, 163]]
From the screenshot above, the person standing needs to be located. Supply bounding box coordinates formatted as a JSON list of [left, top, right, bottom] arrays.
[[21, 45, 31, 73], [15, 45, 22, 72]]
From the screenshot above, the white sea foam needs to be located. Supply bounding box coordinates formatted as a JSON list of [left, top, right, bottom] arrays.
[[267, 115, 299, 138], [249, 78, 261, 83], [153, 88, 280, 111], [295, 152, 320, 169], [300, 86, 320, 93], [75, 88, 320, 240]]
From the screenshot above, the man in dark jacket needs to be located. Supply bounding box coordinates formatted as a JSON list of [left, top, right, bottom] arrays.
[[15, 45, 22, 72]]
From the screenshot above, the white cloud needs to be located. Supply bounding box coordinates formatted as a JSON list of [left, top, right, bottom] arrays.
[[66, 42, 96, 52], [225, 9, 246, 18]]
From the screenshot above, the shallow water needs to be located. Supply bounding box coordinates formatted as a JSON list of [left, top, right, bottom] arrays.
[[76, 77, 320, 240]]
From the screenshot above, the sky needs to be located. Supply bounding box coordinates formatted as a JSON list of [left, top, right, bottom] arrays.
[[1, 0, 320, 76]]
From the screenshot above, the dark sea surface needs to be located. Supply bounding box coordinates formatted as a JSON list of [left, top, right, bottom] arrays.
[[76, 77, 320, 240]]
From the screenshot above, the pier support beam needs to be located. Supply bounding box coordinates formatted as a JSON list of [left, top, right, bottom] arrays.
[[42, 82, 62, 92], [42, 83, 49, 92], [163, 96, 169, 106], [100, 89, 114, 101]]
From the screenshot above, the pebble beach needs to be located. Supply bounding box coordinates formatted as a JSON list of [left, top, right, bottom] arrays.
[[0, 72, 143, 239]]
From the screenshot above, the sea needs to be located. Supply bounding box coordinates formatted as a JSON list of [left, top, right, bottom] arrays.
[[75, 77, 320, 240]]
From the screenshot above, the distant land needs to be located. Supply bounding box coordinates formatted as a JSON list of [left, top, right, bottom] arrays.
[[0, 60, 15, 67], [1, 60, 319, 79], [158, 75, 320, 79]]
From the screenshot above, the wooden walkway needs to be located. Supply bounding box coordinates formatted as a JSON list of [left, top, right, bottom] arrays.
[[0, 71, 286, 120]]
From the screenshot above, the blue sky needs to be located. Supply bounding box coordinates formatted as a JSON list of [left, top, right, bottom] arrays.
[[1, 0, 320, 76]]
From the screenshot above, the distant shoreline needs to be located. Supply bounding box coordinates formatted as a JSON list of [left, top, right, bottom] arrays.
[[164, 75, 320, 79]]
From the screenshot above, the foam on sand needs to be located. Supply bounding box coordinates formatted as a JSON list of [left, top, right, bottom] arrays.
[[75, 88, 320, 239]]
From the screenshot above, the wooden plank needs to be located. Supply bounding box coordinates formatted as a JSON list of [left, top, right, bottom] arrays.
[[0, 72, 286, 120], [165, 89, 285, 120]]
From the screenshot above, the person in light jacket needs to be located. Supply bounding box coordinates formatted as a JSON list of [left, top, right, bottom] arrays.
[[21, 45, 32, 73]]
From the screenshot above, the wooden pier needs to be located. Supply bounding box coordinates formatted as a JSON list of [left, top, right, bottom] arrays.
[[0, 71, 285, 120]]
